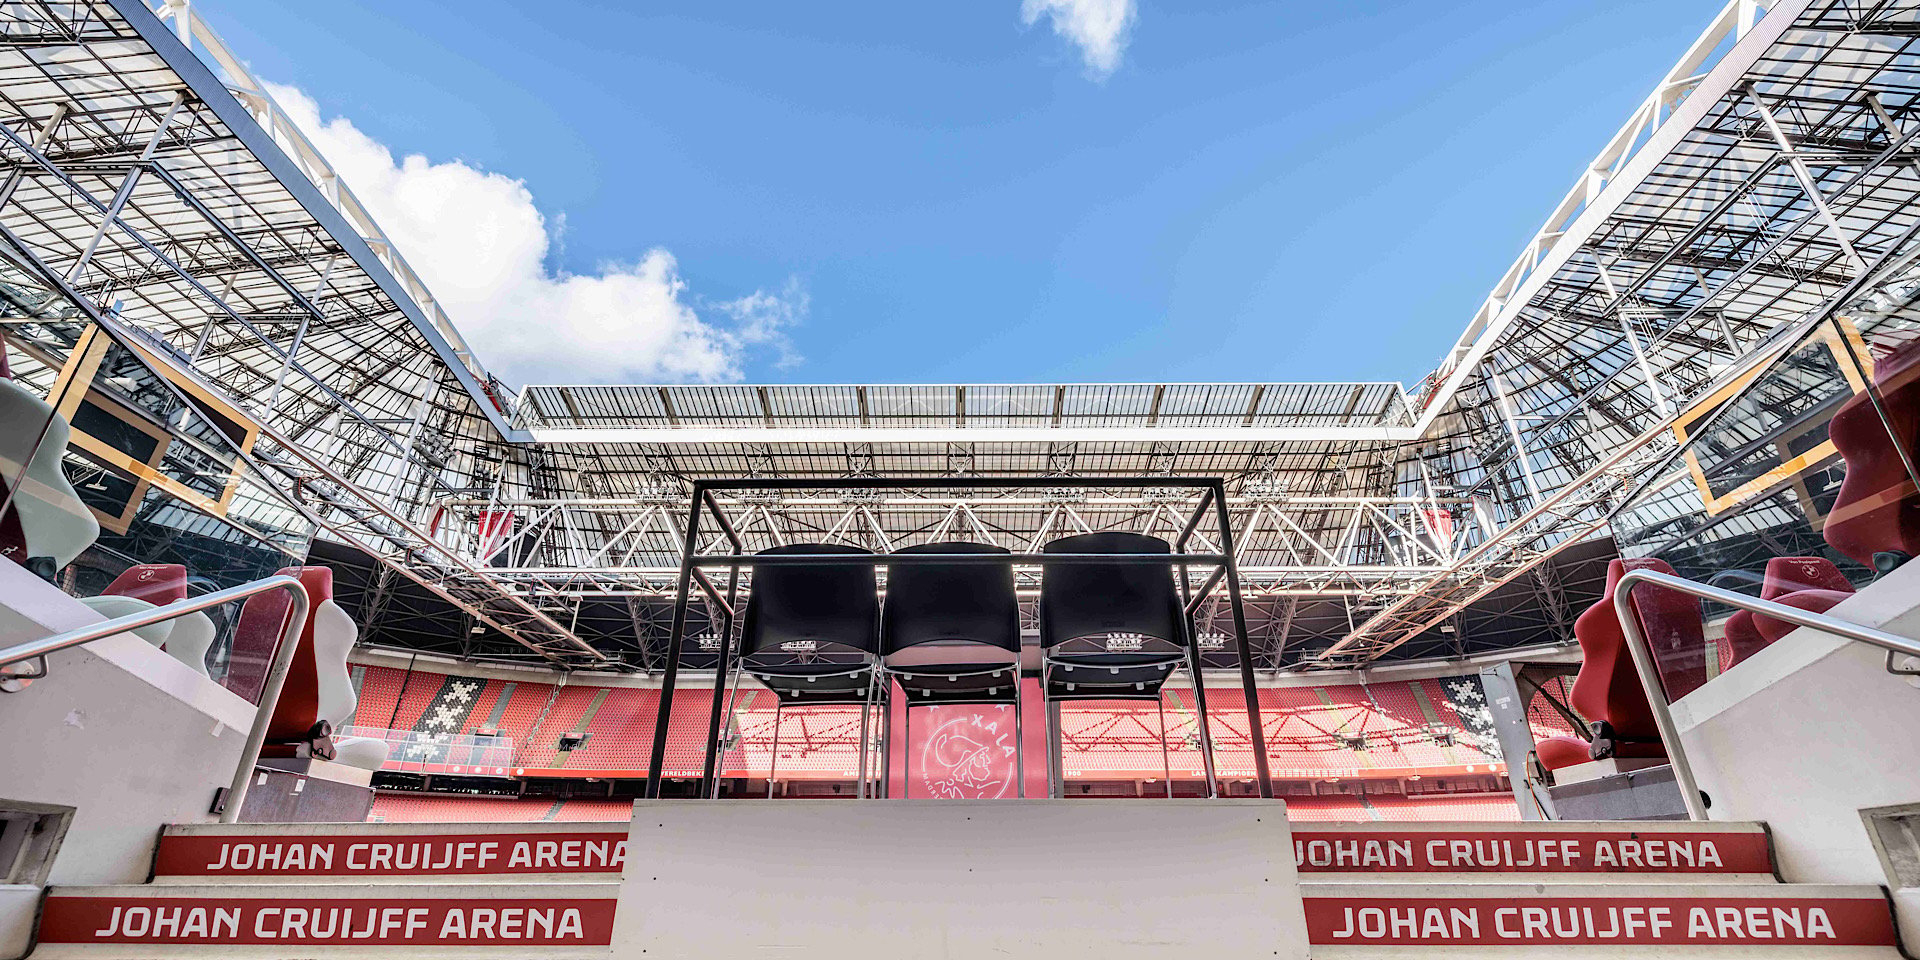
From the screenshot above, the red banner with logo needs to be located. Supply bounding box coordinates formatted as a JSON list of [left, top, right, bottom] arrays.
[[154, 831, 629, 878], [888, 678, 1048, 798], [39, 897, 617, 946], [1303, 896, 1894, 946], [1291, 829, 1771, 874]]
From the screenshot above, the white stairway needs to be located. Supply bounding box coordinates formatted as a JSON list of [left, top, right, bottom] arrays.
[[21, 817, 1907, 957]]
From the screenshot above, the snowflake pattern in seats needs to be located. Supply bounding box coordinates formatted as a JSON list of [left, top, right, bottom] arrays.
[[1439, 675, 1502, 760], [403, 677, 486, 762]]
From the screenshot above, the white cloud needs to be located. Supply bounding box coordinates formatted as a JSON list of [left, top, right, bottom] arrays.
[[263, 82, 803, 386], [1020, 0, 1136, 78]]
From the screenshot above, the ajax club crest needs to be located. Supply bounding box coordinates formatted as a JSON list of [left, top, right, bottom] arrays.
[[918, 712, 1017, 799]]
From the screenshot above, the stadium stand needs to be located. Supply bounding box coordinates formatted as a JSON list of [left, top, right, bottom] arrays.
[[1525, 676, 1579, 741], [363, 790, 1517, 823], [350, 665, 1516, 785], [367, 795, 559, 823], [1368, 793, 1519, 821]]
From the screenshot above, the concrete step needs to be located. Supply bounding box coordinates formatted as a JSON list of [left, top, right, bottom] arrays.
[[1293, 820, 1777, 882], [150, 823, 628, 883], [1301, 882, 1902, 957], [32, 882, 619, 958]]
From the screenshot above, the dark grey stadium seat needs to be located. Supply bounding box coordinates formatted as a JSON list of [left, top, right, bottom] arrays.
[[1038, 531, 1189, 701], [882, 542, 1022, 706], [739, 543, 882, 704]]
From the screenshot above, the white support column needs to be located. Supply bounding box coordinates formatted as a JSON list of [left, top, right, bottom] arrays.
[[68, 92, 186, 282], [1746, 84, 1869, 273], [1592, 257, 1673, 417], [1478, 662, 1556, 821], [1487, 358, 1546, 507]]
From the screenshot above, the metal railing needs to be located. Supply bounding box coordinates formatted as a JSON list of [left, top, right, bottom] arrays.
[[0, 574, 310, 823], [1613, 567, 1920, 821]]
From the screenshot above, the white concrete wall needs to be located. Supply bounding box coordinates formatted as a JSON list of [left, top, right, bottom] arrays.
[[1672, 559, 1920, 942], [613, 798, 1310, 959], [0, 561, 255, 887]]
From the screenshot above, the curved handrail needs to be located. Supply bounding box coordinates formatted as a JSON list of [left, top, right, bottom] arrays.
[[0, 574, 310, 824], [1612, 567, 1920, 821]]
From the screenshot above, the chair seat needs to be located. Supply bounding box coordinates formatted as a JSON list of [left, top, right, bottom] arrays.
[[885, 640, 1019, 670], [77, 595, 174, 648], [334, 736, 390, 771], [1752, 588, 1854, 644], [893, 668, 1022, 705], [1723, 610, 1764, 667], [1535, 735, 1591, 770], [1042, 658, 1178, 700], [754, 668, 883, 705]]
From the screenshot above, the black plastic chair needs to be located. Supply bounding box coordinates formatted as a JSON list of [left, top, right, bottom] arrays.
[[880, 541, 1028, 798], [739, 543, 882, 704], [1037, 531, 1190, 701], [882, 542, 1022, 706], [740, 543, 886, 798]]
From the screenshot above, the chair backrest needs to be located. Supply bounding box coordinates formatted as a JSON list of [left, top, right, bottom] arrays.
[[881, 542, 1019, 657], [101, 563, 187, 606], [1569, 557, 1707, 739], [740, 544, 879, 658], [1826, 339, 1920, 566], [1037, 532, 1181, 650], [0, 376, 98, 571], [165, 611, 216, 676], [76, 563, 190, 648], [260, 566, 341, 745], [311, 592, 360, 731], [1759, 556, 1854, 600]]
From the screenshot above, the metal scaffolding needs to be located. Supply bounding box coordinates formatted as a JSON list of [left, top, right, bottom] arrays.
[[3, 0, 1920, 672]]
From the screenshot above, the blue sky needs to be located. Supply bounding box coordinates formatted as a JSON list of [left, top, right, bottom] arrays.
[[209, 0, 1727, 388]]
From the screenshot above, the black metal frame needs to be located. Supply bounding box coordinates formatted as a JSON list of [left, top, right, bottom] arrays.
[[643, 476, 1274, 800]]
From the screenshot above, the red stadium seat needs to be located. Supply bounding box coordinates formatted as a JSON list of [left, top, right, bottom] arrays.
[[1547, 558, 1704, 769], [1722, 610, 1763, 667], [259, 566, 346, 760], [100, 563, 187, 605], [77, 564, 189, 649], [1752, 589, 1856, 645], [1534, 735, 1591, 771], [1726, 557, 1856, 662], [1825, 340, 1920, 570]]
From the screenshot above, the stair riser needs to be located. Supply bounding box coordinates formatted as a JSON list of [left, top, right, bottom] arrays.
[[38, 897, 616, 948], [1302, 896, 1898, 948], [40, 896, 1895, 951], [152, 825, 1772, 882], [153, 831, 628, 879], [1293, 828, 1772, 877]]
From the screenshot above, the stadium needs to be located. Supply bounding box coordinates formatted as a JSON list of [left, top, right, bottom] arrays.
[[1, 0, 1920, 955]]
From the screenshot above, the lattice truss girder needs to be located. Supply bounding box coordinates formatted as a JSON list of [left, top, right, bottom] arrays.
[[1319, 0, 1920, 664], [0, 0, 603, 664], [477, 0, 1920, 667], [407, 0, 1920, 671], [7, 0, 1920, 672], [442, 428, 1471, 573]]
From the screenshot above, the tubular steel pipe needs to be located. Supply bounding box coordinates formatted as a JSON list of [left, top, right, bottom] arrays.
[[1212, 480, 1274, 799], [1612, 568, 1920, 821], [685, 552, 1231, 568], [645, 483, 706, 797], [694, 477, 1228, 491]]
